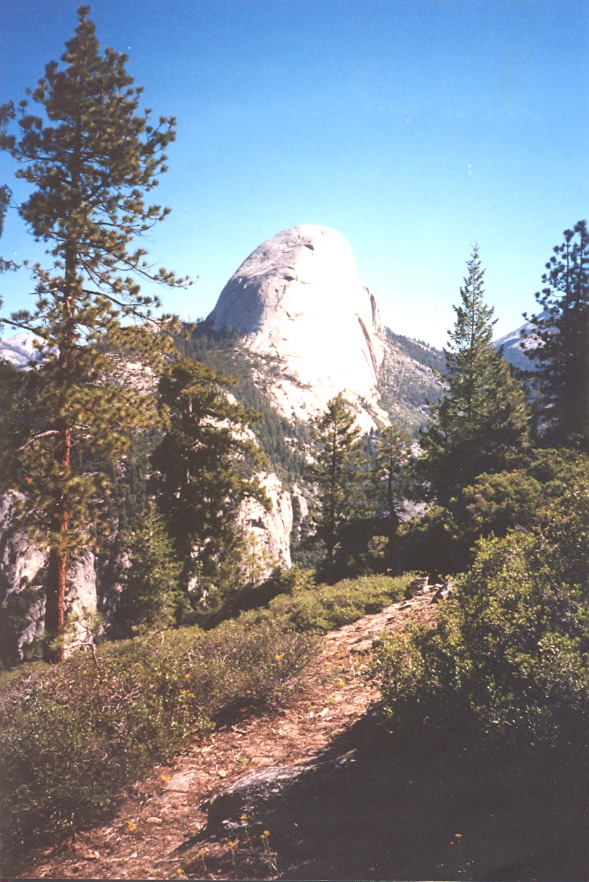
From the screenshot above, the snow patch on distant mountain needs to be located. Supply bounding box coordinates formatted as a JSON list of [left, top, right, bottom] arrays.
[[0, 331, 43, 369], [494, 316, 543, 371]]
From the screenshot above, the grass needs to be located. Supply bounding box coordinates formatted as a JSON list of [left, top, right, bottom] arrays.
[[0, 569, 415, 863], [0, 618, 315, 856]]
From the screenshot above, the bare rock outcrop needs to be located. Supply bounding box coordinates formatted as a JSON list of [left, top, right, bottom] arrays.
[[0, 496, 98, 664], [207, 225, 389, 430]]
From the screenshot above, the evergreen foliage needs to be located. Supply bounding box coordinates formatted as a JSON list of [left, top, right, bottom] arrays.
[[111, 502, 181, 637], [0, 7, 188, 660], [0, 182, 17, 275], [418, 245, 529, 503], [523, 220, 589, 451], [307, 394, 369, 575], [150, 357, 268, 614], [369, 425, 411, 524], [0, 107, 17, 275], [375, 470, 589, 749], [188, 327, 312, 479]]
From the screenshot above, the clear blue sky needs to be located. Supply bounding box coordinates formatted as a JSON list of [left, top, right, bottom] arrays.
[[0, 0, 587, 347]]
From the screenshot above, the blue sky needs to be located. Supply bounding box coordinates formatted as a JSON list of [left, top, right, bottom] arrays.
[[0, 0, 587, 347]]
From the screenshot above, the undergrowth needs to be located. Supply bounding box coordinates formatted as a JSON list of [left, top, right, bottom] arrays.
[[0, 618, 315, 856], [240, 571, 413, 633], [0, 570, 414, 862]]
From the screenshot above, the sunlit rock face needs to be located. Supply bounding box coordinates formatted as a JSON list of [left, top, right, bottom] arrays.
[[0, 495, 98, 664], [207, 225, 388, 428], [0, 332, 43, 369]]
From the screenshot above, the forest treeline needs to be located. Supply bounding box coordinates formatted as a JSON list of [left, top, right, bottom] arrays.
[[0, 5, 587, 660]]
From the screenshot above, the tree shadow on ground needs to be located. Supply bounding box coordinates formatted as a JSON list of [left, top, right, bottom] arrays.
[[188, 704, 588, 881]]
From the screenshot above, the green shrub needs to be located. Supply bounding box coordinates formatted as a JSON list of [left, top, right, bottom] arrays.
[[242, 573, 413, 634], [374, 476, 589, 750], [0, 619, 315, 852]]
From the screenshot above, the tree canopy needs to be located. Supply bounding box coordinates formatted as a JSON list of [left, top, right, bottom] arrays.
[[150, 357, 268, 615], [0, 6, 188, 659], [418, 245, 529, 503], [523, 219, 588, 451], [307, 394, 368, 576]]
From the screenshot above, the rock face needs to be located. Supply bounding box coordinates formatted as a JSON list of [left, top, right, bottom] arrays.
[[0, 496, 98, 664], [205, 757, 353, 836], [207, 225, 389, 429], [236, 472, 293, 571], [0, 331, 43, 369]]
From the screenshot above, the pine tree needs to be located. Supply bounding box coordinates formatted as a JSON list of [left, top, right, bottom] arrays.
[[112, 502, 180, 637], [0, 183, 16, 274], [150, 357, 268, 612], [523, 220, 589, 451], [370, 425, 411, 525], [308, 394, 368, 572], [0, 106, 17, 275], [418, 246, 529, 503], [0, 7, 188, 660]]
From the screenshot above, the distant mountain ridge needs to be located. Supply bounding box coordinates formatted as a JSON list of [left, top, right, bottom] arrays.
[[494, 315, 543, 372]]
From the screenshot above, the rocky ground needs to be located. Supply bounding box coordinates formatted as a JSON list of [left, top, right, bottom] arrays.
[[12, 588, 588, 881]]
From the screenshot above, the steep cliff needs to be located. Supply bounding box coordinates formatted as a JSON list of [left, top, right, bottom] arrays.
[[206, 225, 390, 430], [0, 496, 97, 664]]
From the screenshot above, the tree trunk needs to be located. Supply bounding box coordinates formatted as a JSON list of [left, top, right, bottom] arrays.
[[44, 537, 68, 663], [44, 423, 72, 664]]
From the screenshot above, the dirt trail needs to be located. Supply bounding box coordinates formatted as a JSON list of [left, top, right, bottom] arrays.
[[19, 592, 438, 881]]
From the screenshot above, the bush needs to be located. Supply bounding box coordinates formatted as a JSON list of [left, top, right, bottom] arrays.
[[0, 619, 316, 852], [241, 573, 413, 634], [401, 448, 589, 577], [373, 476, 589, 750]]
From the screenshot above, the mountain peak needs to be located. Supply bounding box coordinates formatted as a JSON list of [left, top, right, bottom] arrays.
[[206, 225, 386, 426]]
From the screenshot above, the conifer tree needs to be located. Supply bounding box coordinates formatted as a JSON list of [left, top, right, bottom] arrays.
[[0, 183, 15, 274], [112, 502, 180, 637], [0, 7, 188, 660], [0, 105, 17, 276], [150, 357, 268, 612], [370, 425, 411, 526], [418, 246, 529, 503], [308, 394, 368, 572], [523, 220, 589, 451]]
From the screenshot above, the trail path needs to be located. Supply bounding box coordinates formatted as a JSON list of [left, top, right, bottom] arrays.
[[20, 591, 438, 881]]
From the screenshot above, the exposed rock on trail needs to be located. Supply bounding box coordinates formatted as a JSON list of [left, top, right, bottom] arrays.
[[16, 592, 437, 881]]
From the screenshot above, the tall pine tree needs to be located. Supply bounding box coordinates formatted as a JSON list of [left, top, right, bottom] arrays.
[[150, 357, 268, 613], [370, 425, 411, 526], [523, 220, 589, 451], [418, 245, 529, 503], [112, 502, 181, 638], [308, 394, 368, 574], [0, 7, 188, 660]]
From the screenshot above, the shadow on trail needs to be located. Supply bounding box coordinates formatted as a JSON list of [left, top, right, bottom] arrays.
[[188, 703, 588, 881]]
